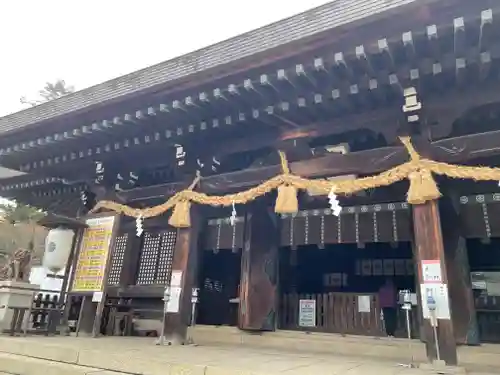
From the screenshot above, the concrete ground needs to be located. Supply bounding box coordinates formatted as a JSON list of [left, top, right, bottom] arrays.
[[0, 334, 498, 375], [0, 336, 436, 375], [1, 326, 500, 375], [189, 325, 500, 373]]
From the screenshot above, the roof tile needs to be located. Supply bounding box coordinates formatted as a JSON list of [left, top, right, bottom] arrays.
[[0, 0, 416, 134]]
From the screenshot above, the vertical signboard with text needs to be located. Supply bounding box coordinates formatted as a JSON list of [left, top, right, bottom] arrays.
[[420, 259, 451, 320], [298, 299, 316, 327], [71, 216, 116, 293]]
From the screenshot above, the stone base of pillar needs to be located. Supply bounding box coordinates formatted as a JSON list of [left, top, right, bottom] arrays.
[[156, 332, 194, 346], [0, 280, 39, 331], [420, 361, 466, 374]]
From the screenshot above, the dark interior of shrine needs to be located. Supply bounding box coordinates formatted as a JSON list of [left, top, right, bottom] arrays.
[[196, 249, 241, 326], [278, 242, 416, 295], [468, 238, 500, 272], [277, 242, 417, 336], [467, 238, 500, 343]]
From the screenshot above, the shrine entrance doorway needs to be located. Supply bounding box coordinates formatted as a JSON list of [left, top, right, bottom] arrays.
[[277, 202, 418, 337], [196, 217, 244, 327], [278, 242, 417, 337], [459, 193, 500, 343]]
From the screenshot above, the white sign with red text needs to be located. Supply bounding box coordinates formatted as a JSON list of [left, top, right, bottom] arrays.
[[421, 260, 442, 283]]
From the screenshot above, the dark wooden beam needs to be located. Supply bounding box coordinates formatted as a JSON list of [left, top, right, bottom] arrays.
[[453, 17, 467, 56], [37, 213, 87, 229], [290, 145, 406, 179], [6, 77, 500, 185], [428, 129, 500, 162], [7, 80, 500, 200], [10, 124, 500, 207], [479, 9, 494, 52], [124, 181, 187, 202], [455, 58, 467, 86], [120, 127, 500, 201], [3, 105, 402, 191], [278, 138, 314, 162], [426, 24, 440, 60], [478, 50, 492, 81], [402, 31, 416, 61]]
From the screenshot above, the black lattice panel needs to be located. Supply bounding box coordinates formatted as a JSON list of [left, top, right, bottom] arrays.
[[107, 233, 129, 286], [157, 230, 177, 284], [136, 232, 161, 285]]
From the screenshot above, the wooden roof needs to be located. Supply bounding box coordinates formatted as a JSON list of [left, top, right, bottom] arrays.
[[37, 213, 87, 230], [0, 0, 428, 135]]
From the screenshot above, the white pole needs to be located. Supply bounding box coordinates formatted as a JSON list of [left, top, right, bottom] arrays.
[[432, 313, 441, 362], [156, 285, 170, 346]]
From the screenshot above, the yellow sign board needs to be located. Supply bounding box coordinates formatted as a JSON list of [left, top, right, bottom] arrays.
[[71, 216, 116, 292]]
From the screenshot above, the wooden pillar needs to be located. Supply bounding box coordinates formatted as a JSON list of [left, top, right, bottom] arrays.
[[123, 228, 142, 287], [239, 201, 279, 331], [440, 196, 480, 345], [163, 208, 200, 344], [59, 229, 83, 332], [92, 214, 121, 337], [412, 201, 458, 365]]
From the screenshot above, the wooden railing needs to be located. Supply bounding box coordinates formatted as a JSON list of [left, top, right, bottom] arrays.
[[280, 292, 419, 338]]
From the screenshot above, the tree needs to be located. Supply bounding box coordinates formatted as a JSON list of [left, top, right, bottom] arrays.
[[0, 203, 46, 268], [20, 79, 75, 107]]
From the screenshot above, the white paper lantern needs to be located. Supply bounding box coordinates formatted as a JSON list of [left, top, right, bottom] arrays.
[[42, 228, 75, 273]]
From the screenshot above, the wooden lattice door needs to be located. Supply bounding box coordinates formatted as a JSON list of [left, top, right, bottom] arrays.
[[136, 230, 177, 285], [107, 232, 130, 286]]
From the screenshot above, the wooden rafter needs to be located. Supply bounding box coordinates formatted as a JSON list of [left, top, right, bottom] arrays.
[[119, 129, 500, 201]]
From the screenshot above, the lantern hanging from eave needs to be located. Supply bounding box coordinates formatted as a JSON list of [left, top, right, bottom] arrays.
[[42, 227, 75, 273]]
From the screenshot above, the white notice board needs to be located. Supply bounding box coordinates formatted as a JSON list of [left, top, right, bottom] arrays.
[[166, 286, 182, 313], [420, 283, 451, 320], [357, 295, 371, 313], [299, 299, 316, 327], [421, 260, 442, 283]]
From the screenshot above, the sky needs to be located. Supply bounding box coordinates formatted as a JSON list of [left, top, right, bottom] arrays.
[[0, 0, 333, 117]]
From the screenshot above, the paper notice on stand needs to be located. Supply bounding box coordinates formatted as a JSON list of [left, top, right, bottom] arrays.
[[358, 295, 371, 313], [420, 283, 451, 320], [166, 286, 182, 313], [170, 271, 183, 287], [298, 299, 316, 327], [92, 291, 103, 302]]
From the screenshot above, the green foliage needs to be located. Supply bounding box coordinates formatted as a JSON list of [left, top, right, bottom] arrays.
[[38, 80, 75, 101], [0, 203, 46, 256], [20, 79, 75, 107], [0, 203, 45, 224]]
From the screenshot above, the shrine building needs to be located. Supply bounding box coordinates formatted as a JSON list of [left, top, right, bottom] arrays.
[[2, 0, 500, 366]]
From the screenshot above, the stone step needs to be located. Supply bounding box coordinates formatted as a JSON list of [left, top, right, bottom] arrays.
[[189, 325, 428, 362], [0, 353, 131, 375], [187, 326, 500, 373]]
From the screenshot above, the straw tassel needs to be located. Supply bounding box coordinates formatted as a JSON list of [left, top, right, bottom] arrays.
[[168, 171, 202, 228], [400, 136, 441, 205], [168, 200, 192, 228], [275, 185, 299, 214], [406, 170, 442, 205], [274, 150, 299, 214]]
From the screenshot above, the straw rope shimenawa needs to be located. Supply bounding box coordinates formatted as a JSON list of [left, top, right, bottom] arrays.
[[90, 136, 500, 227]]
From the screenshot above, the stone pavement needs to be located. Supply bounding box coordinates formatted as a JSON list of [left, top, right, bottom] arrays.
[[189, 326, 500, 373], [0, 335, 497, 375]]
